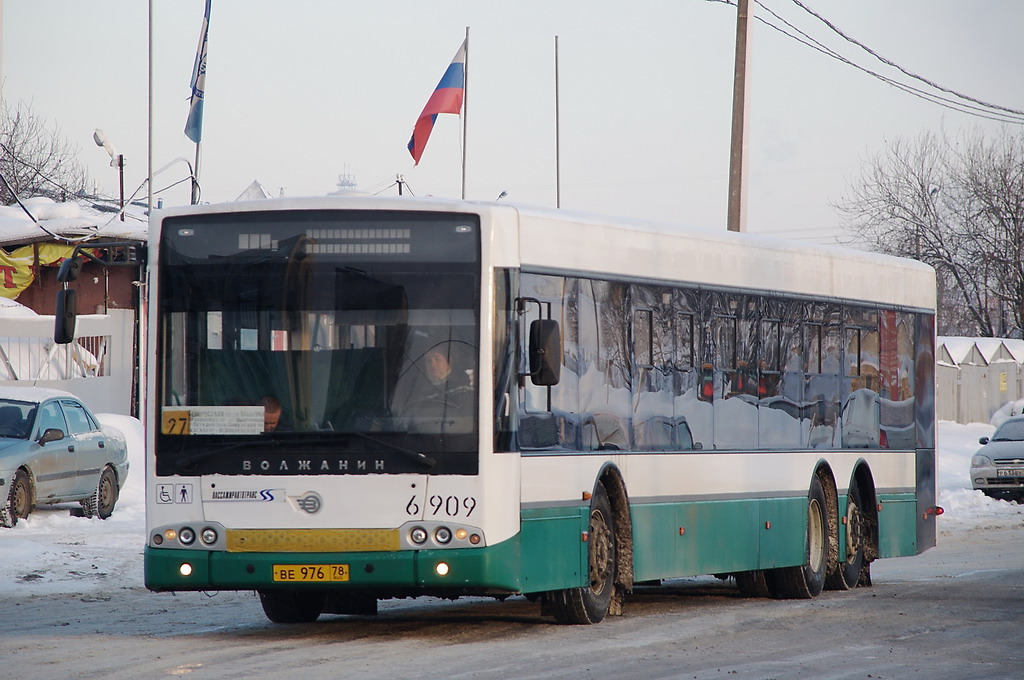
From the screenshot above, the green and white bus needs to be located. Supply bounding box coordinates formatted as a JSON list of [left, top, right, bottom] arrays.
[[144, 196, 938, 624]]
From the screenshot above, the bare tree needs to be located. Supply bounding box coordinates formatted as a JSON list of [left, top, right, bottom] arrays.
[[1, 101, 90, 205], [837, 129, 1024, 337]]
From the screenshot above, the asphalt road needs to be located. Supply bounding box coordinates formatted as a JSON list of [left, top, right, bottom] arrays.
[[3, 516, 1023, 680]]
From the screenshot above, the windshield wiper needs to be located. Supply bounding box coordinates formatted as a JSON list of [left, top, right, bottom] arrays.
[[349, 432, 437, 469]]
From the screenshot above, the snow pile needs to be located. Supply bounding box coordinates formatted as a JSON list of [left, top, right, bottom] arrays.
[[0, 420, 1020, 596]]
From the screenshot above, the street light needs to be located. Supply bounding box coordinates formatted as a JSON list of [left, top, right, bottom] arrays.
[[93, 129, 125, 221]]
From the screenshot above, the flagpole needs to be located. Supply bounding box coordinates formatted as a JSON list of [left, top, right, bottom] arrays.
[[461, 26, 469, 200], [147, 0, 153, 213], [185, 0, 210, 205], [555, 35, 561, 209], [191, 143, 201, 205]]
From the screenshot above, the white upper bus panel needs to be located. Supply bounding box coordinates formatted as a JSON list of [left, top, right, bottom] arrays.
[[153, 195, 935, 312]]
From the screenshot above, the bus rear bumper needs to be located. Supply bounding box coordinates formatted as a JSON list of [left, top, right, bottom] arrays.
[[144, 537, 523, 595]]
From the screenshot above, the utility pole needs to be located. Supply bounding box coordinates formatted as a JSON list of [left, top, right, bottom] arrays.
[[727, 0, 751, 233]]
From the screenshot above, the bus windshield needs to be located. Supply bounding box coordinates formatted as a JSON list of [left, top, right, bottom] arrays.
[[155, 209, 480, 476]]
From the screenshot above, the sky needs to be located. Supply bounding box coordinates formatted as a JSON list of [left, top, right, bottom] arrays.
[[2, 1, 1023, 245]]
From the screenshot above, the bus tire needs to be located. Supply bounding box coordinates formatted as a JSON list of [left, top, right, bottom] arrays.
[[827, 478, 866, 590], [735, 570, 771, 598], [258, 589, 324, 623], [765, 474, 828, 599], [548, 482, 617, 624]]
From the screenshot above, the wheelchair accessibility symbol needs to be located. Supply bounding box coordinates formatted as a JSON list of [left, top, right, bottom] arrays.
[[156, 484, 193, 504]]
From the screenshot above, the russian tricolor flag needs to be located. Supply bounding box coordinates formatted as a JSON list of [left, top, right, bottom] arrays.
[[408, 39, 467, 165]]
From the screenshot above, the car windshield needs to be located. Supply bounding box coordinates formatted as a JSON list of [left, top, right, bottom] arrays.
[[993, 420, 1024, 442], [0, 399, 36, 439]]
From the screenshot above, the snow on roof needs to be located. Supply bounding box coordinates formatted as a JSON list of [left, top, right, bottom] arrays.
[[235, 180, 273, 201], [974, 337, 1008, 363], [937, 337, 977, 366], [0, 385, 76, 403], [1000, 339, 1024, 363], [0, 298, 38, 316], [938, 336, 1024, 367], [0, 196, 147, 247]]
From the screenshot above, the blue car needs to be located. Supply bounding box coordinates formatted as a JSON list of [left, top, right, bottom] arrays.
[[0, 387, 129, 527]]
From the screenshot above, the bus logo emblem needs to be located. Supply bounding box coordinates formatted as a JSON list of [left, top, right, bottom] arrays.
[[293, 492, 323, 515]]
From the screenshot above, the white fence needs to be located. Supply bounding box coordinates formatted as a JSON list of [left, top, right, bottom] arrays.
[[937, 337, 1024, 424], [0, 310, 136, 415]]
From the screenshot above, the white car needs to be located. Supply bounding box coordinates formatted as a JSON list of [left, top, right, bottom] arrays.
[[0, 387, 129, 527], [970, 414, 1024, 501]]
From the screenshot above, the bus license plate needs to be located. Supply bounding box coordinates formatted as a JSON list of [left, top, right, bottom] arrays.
[[996, 469, 1024, 478], [273, 564, 350, 582]]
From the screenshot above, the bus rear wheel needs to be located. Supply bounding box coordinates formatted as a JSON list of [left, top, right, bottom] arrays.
[[548, 482, 617, 624], [258, 590, 324, 623], [735, 570, 771, 597], [766, 474, 828, 599], [825, 477, 867, 590]]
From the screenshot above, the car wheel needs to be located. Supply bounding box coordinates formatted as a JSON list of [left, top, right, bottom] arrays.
[[81, 466, 118, 519], [2, 469, 32, 528]]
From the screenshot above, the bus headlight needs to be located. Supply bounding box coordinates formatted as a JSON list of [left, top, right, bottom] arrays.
[[201, 527, 218, 545], [410, 527, 428, 545], [179, 527, 196, 545], [434, 527, 453, 544]]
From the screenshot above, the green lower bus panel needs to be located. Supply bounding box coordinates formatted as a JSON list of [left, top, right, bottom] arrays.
[[519, 506, 588, 593], [632, 499, 759, 581], [630, 497, 807, 582], [756, 496, 810, 570], [877, 494, 918, 558], [145, 539, 523, 593]]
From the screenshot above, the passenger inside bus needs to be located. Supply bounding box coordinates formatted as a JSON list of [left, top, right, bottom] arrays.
[[261, 395, 286, 432]]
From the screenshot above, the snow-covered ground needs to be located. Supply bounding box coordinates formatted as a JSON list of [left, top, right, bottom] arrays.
[[1, 419, 1022, 596]]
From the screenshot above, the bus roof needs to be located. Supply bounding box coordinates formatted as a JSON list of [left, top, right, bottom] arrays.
[[154, 195, 935, 312]]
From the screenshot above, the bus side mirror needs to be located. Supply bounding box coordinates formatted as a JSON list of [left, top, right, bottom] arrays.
[[57, 255, 83, 283], [529, 319, 561, 386], [54, 288, 77, 345]]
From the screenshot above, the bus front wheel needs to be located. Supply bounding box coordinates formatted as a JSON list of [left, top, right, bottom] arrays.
[[547, 482, 617, 624], [766, 474, 828, 599], [258, 590, 324, 623]]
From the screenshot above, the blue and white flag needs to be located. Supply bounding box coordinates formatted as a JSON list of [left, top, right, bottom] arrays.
[[184, 0, 211, 144]]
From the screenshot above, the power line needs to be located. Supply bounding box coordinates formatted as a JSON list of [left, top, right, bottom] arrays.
[[750, 0, 1024, 125], [704, 0, 1024, 125], [787, 0, 1024, 119]]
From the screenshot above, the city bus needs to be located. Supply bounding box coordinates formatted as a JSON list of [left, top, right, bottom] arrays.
[[143, 196, 938, 624]]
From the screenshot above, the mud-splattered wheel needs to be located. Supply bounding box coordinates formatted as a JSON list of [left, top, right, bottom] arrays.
[[2, 469, 32, 527], [766, 474, 828, 599], [81, 466, 118, 519], [548, 482, 617, 624], [839, 480, 866, 588]]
